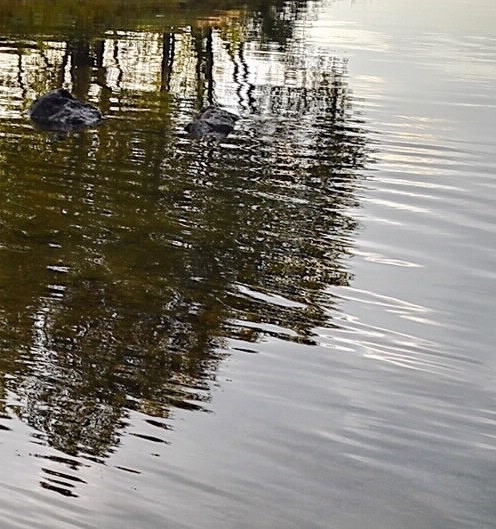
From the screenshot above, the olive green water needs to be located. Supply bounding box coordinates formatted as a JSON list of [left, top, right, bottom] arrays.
[[1, 0, 496, 527], [1, 0, 366, 478]]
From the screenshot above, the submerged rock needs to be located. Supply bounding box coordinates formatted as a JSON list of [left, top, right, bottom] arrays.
[[30, 89, 103, 131], [185, 106, 239, 140]]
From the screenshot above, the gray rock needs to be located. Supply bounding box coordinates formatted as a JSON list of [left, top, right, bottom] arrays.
[[185, 106, 239, 139], [30, 89, 103, 132]]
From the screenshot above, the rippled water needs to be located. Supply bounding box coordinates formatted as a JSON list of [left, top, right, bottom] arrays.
[[1, 0, 495, 527]]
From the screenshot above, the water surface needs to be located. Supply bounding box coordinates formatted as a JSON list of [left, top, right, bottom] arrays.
[[0, 0, 495, 527]]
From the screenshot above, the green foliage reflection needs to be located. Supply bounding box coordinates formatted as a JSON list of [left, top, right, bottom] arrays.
[[0, 0, 371, 465]]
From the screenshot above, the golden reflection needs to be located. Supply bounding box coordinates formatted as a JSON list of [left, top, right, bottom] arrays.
[[0, 0, 371, 464]]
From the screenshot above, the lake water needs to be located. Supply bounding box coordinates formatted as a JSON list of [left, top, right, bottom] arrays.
[[1, 0, 495, 527]]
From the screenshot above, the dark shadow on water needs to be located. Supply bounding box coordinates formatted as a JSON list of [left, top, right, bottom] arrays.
[[0, 0, 372, 487]]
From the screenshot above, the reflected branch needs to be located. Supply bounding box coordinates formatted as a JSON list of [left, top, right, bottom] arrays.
[[0, 0, 372, 466]]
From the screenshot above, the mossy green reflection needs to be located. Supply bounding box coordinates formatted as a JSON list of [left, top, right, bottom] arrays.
[[0, 0, 370, 461]]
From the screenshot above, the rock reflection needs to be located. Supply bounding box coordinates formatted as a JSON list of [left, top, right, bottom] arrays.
[[0, 0, 371, 465]]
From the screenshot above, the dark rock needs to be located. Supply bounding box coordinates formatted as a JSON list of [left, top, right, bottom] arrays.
[[185, 106, 239, 139], [30, 89, 103, 132]]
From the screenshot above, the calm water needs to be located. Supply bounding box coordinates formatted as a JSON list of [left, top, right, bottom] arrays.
[[1, 0, 495, 527]]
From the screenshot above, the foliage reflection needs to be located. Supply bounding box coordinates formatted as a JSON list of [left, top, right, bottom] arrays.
[[0, 0, 370, 464]]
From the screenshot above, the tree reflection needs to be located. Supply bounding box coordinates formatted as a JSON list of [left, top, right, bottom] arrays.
[[0, 0, 371, 465]]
